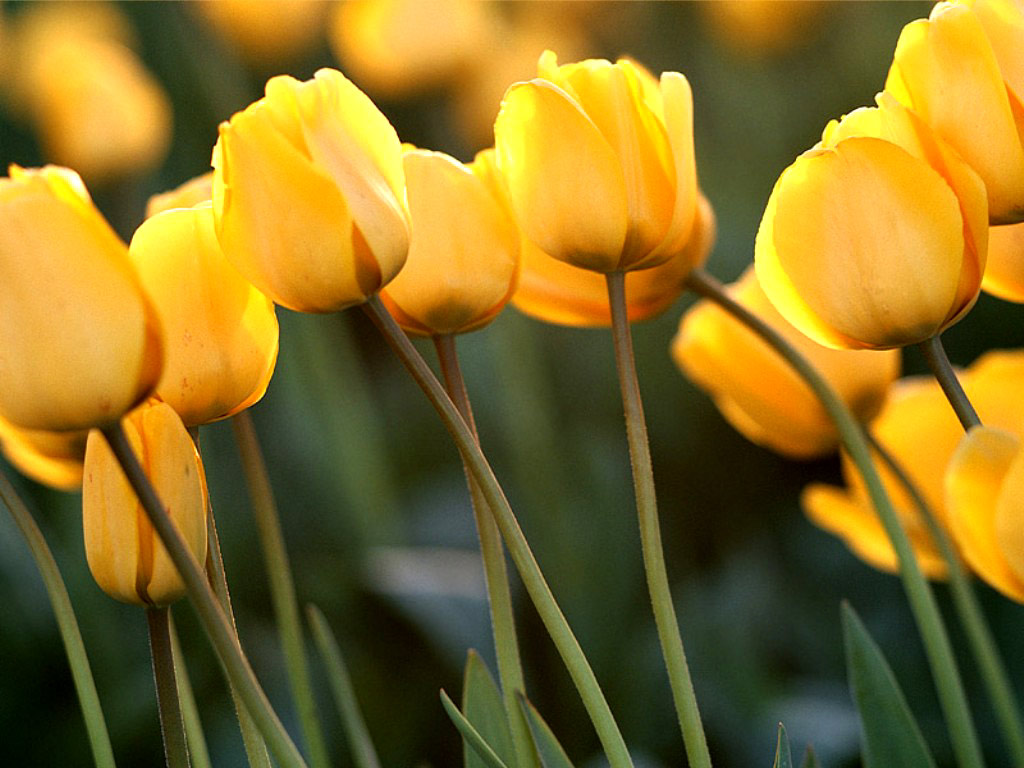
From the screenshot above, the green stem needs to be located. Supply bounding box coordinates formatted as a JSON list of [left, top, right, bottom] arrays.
[[434, 334, 537, 768], [0, 469, 117, 768], [232, 411, 331, 768], [684, 268, 985, 768], [168, 614, 212, 768], [99, 423, 309, 768], [917, 335, 981, 431], [868, 433, 1024, 765], [147, 607, 192, 768], [606, 271, 711, 768], [362, 296, 634, 768]]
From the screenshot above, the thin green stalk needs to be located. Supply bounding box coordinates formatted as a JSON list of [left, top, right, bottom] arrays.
[[147, 607, 192, 768], [362, 296, 634, 768], [306, 605, 382, 768], [169, 614, 213, 768], [918, 336, 981, 431], [684, 268, 984, 768], [868, 434, 1024, 765], [231, 411, 331, 768], [606, 271, 711, 768], [99, 424, 309, 768], [434, 333, 537, 768], [0, 469, 117, 768]]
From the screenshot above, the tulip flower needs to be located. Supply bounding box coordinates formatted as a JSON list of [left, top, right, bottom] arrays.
[[193, 0, 327, 64], [755, 92, 988, 350], [885, 0, 1024, 223], [982, 222, 1024, 302], [494, 51, 698, 273], [672, 267, 899, 459], [212, 68, 410, 313], [379, 148, 519, 336], [701, 1, 826, 56], [145, 172, 213, 218], [130, 202, 279, 426], [0, 415, 86, 491], [0, 165, 163, 432], [83, 401, 207, 606]]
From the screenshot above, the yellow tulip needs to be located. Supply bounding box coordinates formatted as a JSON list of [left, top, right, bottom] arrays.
[[755, 93, 988, 350], [212, 68, 410, 313], [145, 172, 213, 218], [0, 165, 163, 431], [83, 401, 207, 606], [193, 0, 327, 64], [512, 193, 715, 327], [130, 203, 279, 426], [379, 148, 519, 336], [494, 51, 698, 273], [885, 0, 1024, 223], [0, 415, 86, 491], [672, 266, 900, 459], [982, 221, 1024, 302]]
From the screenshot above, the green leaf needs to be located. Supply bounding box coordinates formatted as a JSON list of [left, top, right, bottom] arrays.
[[842, 602, 937, 768], [462, 651, 516, 768], [517, 693, 575, 768], [441, 689, 510, 768], [800, 745, 822, 768], [773, 723, 793, 768]]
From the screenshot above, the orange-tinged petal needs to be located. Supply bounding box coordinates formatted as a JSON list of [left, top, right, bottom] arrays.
[[995, 444, 1024, 583], [0, 415, 85, 491], [966, 0, 1024, 103], [983, 222, 1024, 301]]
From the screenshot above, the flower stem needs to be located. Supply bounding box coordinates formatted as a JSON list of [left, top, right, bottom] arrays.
[[918, 335, 981, 430], [168, 615, 213, 768], [606, 271, 711, 768], [362, 296, 634, 768], [868, 433, 1024, 765], [147, 607, 191, 768], [434, 333, 537, 768], [0, 469, 117, 768], [100, 423, 309, 768], [684, 268, 985, 768], [232, 411, 331, 768]]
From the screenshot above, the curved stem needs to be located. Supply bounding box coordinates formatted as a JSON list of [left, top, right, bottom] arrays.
[[434, 334, 537, 768], [606, 271, 711, 768], [362, 296, 633, 768], [918, 336, 981, 430], [0, 469, 117, 768], [147, 607, 191, 768], [684, 268, 985, 768], [99, 424, 309, 768], [232, 411, 331, 768]]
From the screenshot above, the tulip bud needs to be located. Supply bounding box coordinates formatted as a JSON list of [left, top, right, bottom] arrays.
[[0, 415, 86, 491], [145, 172, 213, 218], [83, 401, 208, 607], [494, 51, 698, 273], [0, 165, 163, 431], [130, 202, 279, 426], [672, 266, 899, 459], [212, 68, 410, 313]]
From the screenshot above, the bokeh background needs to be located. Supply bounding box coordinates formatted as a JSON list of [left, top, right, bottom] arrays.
[[4, 2, 1024, 766]]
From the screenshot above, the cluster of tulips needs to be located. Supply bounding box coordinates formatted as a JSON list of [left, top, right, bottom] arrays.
[[2, 0, 1024, 766]]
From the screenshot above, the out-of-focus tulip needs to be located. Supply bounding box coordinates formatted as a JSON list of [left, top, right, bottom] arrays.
[[83, 401, 207, 606], [212, 68, 410, 313], [755, 93, 988, 350], [672, 266, 900, 459], [145, 172, 213, 218], [330, 0, 489, 98], [0, 165, 163, 432], [0, 415, 86, 491], [983, 222, 1024, 302], [945, 426, 1024, 601], [701, 1, 826, 56], [885, 1, 1024, 223], [379, 148, 518, 336], [131, 202, 279, 426], [194, 0, 327, 64], [512, 193, 715, 327], [495, 51, 698, 273]]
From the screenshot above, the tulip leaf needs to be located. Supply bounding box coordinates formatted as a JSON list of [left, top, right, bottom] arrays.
[[773, 723, 793, 768], [842, 602, 937, 768], [462, 651, 516, 768], [800, 746, 822, 768], [441, 688, 510, 768], [516, 693, 575, 768]]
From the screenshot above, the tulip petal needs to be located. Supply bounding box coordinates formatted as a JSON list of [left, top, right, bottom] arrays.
[[995, 445, 1024, 585], [983, 222, 1024, 302]]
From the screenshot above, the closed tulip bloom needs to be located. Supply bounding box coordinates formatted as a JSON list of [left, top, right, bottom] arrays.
[[212, 68, 410, 313], [673, 267, 900, 459], [756, 93, 988, 350], [0, 166, 163, 431], [495, 51, 698, 273], [982, 222, 1024, 302], [130, 203, 279, 426], [83, 401, 207, 606], [380, 148, 518, 336], [885, 1, 1024, 223], [145, 172, 213, 218], [0, 415, 87, 491]]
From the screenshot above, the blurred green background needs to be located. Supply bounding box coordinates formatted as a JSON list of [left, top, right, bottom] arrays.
[[4, 2, 1024, 766]]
